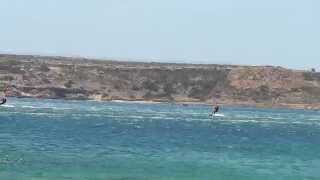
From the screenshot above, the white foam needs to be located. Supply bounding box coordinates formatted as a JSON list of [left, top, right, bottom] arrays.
[[111, 100, 161, 104], [51, 107, 72, 110], [21, 105, 71, 110], [212, 113, 225, 117], [1, 105, 15, 108], [22, 105, 38, 109]]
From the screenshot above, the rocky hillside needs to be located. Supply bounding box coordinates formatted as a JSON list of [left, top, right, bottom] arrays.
[[1, 54, 320, 109]]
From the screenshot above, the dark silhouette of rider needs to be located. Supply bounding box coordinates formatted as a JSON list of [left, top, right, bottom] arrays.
[[0, 85, 8, 105], [0, 97, 6, 105], [213, 105, 219, 114], [210, 105, 220, 116]]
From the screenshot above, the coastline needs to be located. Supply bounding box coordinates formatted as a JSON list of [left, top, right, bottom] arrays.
[[1, 54, 320, 110], [7, 95, 320, 110]]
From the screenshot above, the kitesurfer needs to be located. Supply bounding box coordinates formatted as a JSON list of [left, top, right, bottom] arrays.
[[210, 104, 220, 116], [0, 97, 6, 105], [0, 85, 8, 105], [213, 105, 219, 114]]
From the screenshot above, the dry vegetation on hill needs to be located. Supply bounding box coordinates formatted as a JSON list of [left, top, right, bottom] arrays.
[[1, 54, 320, 109]]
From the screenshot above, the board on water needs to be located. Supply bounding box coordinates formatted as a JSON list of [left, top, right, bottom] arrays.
[[213, 113, 225, 117], [210, 113, 225, 117]]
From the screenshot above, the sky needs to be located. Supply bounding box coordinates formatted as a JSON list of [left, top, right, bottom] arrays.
[[0, 0, 319, 70]]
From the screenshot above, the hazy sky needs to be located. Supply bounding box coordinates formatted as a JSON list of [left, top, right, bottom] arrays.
[[0, 0, 319, 69]]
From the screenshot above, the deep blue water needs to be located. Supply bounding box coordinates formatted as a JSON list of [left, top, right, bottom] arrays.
[[0, 98, 319, 180]]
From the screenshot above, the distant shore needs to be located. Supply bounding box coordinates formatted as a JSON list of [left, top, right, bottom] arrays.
[[1, 53, 320, 111]]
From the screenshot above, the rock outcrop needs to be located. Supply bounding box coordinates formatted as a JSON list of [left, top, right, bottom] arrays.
[[1, 54, 320, 109]]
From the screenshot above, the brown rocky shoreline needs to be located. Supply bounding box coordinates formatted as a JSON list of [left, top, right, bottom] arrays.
[[1, 54, 320, 110]]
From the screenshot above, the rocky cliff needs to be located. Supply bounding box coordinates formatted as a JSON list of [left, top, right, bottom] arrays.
[[1, 54, 320, 109]]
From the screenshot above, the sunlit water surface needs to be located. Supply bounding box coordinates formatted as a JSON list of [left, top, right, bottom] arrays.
[[0, 98, 319, 180]]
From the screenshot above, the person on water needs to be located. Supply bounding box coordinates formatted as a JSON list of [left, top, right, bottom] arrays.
[[213, 105, 219, 114], [0, 97, 6, 105], [209, 104, 220, 116], [0, 85, 8, 105]]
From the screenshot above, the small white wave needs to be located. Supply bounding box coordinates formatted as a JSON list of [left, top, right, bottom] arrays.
[[28, 112, 57, 117], [1, 105, 15, 108], [149, 116, 176, 120], [22, 105, 39, 109], [212, 113, 225, 117], [50, 107, 72, 110], [94, 123, 105, 126], [21, 105, 71, 110], [127, 115, 145, 119], [111, 100, 161, 104], [134, 125, 142, 129]]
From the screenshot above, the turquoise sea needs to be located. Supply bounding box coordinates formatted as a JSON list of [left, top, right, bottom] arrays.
[[0, 98, 319, 180]]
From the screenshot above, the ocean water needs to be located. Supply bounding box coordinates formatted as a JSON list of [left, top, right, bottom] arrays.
[[0, 98, 319, 180]]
